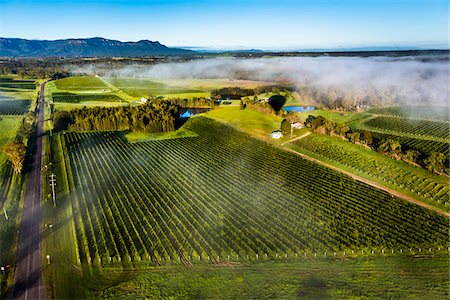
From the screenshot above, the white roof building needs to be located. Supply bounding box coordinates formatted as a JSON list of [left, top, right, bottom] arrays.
[[271, 131, 283, 139]]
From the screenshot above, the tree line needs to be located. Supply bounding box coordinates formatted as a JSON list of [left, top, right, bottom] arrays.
[[304, 115, 447, 174], [54, 101, 179, 133], [2, 112, 35, 174], [211, 85, 294, 100], [152, 96, 213, 108]]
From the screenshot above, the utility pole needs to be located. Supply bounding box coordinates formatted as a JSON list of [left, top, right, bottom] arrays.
[[50, 173, 56, 207], [290, 121, 294, 139]]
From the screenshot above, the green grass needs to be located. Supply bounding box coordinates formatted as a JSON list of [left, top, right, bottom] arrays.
[[53, 102, 131, 112], [123, 128, 198, 142], [156, 78, 274, 91], [87, 255, 449, 299], [54, 76, 110, 92], [0, 116, 22, 145], [104, 77, 275, 99], [205, 106, 283, 140], [41, 133, 85, 299], [288, 133, 449, 211], [296, 109, 373, 124], [0, 117, 23, 172], [104, 77, 203, 98], [0, 173, 25, 298]]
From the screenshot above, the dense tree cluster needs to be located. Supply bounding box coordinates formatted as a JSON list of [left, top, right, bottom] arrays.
[[211, 87, 255, 100], [211, 85, 294, 100], [54, 102, 179, 133], [2, 112, 35, 174], [304, 115, 446, 174], [155, 96, 213, 108]]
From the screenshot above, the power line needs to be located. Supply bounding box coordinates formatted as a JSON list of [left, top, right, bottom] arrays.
[[49, 173, 56, 207]]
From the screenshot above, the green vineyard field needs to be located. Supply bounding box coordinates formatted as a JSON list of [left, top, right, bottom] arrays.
[[0, 77, 36, 90], [60, 117, 448, 267], [363, 116, 449, 140], [291, 134, 449, 209], [0, 97, 31, 115], [369, 106, 450, 121], [370, 131, 449, 157], [51, 92, 123, 103]]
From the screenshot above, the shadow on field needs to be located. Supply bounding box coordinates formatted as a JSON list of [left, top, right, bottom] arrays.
[[297, 273, 330, 299]]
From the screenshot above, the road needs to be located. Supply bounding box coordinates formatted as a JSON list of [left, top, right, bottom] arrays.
[[10, 83, 47, 299]]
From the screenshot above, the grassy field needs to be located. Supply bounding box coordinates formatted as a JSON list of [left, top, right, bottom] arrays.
[[205, 106, 283, 140], [54, 76, 111, 92], [289, 133, 449, 211], [104, 77, 204, 98], [123, 128, 198, 142], [293, 109, 373, 124], [47, 77, 129, 111], [87, 255, 449, 299]]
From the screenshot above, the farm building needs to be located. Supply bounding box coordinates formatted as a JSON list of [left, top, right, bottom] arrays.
[[292, 122, 304, 129], [271, 130, 283, 139]]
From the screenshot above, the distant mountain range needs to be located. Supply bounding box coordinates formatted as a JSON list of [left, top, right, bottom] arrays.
[[0, 37, 195, 57]]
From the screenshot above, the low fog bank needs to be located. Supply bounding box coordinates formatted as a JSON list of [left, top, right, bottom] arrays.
[[74, 56, 449, 108]]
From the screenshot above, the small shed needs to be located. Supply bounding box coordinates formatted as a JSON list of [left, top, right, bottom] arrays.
[[271, 131, 283, 139]]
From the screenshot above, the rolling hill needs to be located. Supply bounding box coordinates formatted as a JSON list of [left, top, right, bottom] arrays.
[[0, 37, 195, 57]]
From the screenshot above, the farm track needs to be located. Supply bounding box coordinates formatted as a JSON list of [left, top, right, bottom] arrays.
[[283, 146, 450, 218], [10, 83, 46, 300], [280, 132, 311, 146]]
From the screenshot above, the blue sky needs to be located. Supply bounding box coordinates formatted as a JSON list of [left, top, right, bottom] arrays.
[[0, 0, 447, 49]]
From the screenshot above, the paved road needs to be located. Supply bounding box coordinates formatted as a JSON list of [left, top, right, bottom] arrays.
[[10, 83, 47, 299]]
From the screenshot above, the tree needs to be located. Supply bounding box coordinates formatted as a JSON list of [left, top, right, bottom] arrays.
[[2, 142, 27, 174], [377, 139, 401, 156], [280, 119, 291, 136], [239, 100, 246, 110], [404, 149, 420, 163], [348, 132, 361, 144], [337, 125, 350, 137], [424, 152, 446, 173], [323, 120, 336, 135], [362, 131, 373, 146], [268, 95, 286, 114]]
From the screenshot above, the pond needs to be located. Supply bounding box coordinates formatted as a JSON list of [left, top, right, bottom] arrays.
[[283, 106, 316, 112], [180, 108, 211, 118]]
